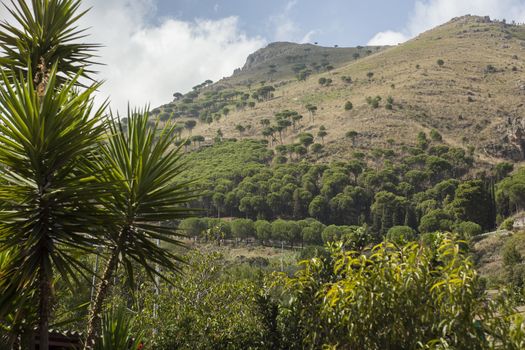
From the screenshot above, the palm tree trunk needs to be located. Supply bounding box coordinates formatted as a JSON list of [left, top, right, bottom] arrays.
[[84, 228, 128, 349], [38, 262, 51, 350], [84, 247, 120, 349]]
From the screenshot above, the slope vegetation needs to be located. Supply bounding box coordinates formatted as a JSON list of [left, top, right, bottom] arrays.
[[158, 15, 525, 164]]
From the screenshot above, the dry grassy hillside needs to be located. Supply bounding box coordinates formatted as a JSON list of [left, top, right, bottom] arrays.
[[162, 15, 525, 165]]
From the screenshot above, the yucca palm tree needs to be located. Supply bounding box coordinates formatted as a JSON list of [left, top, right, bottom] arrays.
[[0, 248, 39, 349], [0, 2, 197, 348], [0, 0, 99, 90], [84, 111, 196, 348], [0, 1, 104, 348], [0, 66, 107, 349], [94, 306, 143, 350]]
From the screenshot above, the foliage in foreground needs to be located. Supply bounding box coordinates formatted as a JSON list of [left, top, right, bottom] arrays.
[[94, 307, 143, 350], [140, 251, 267, 349], [131, 236, 525, 349], [269, 236, 525, 349]]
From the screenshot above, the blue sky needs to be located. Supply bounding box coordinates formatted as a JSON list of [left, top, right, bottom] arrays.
[[153, 0, 415, 47], [66, 0, 525, 112]]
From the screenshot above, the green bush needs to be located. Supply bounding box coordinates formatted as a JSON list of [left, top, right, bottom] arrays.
[[501, 217, 515, 230], [454, 221, 482, 238], [267, 236, 525, 349], [386, 225, 416, 244], [142, 252, 266, 349]]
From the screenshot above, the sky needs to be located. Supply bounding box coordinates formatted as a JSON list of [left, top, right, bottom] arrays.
[[44, 0, 525, 112]]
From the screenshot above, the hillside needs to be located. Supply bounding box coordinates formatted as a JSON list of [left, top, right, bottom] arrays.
[[224, 42, 385, 85], [157, 15, 525, 165]]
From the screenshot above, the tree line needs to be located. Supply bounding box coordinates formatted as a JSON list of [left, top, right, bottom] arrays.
[[186, 136, 518, 240]]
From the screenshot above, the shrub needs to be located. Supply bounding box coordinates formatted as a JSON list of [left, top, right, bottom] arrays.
[[430, 129, 442, 141], [436, 59, 445, 67], [386, 226, 416, 244], [143, 252, 265, 349], [500, 217, 515, 230], [366, 96, 381, 109], [454, 221, 482, 238], [268, 236, 525, 349], [311, 143, 323, 154], [485, 64, 497, 73], [344, 101, 353, 111]]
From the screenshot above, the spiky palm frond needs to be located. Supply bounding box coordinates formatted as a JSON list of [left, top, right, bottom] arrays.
[[101, 109, 197, 283], [0, 65, 108, 315], [0, 248, 39, 347], [94, 307, 143, 350], [84, 110, 197, 348], [0, 0, 100, 83]]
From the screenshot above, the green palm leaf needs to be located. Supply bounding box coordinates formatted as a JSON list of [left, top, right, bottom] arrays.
[[0, 0, 100, 84], [101, 109, 197, 281], [84, 110, 198, 348], [94, 307, 143, 350], [0, 65, 108, 320]]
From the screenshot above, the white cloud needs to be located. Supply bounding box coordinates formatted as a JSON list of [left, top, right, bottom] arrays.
[[284, 0, 298, 12], [80, 0, 265, 113], [367, 0, 525, 46], [367, 31, 409, 46], [300, 30, 317, 44], [273, 17, 299, 41], [269, 0, 316, 43]]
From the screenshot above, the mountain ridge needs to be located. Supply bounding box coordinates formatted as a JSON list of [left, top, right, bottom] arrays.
[[156, 15, 525, 165]]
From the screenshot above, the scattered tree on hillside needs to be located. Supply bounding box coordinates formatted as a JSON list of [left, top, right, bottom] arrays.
[[215, 128, 223, 143], [320, 77, 332, 86], [235, 124, 246, 137], [299, 133, 314, 150], [292, 63, 307, 74], [495, 162, 514, 181], [341, 75, 352, 83], [185, 119, 197, 135], [260, 118, 271, 127], [311, 143, 323, 156], [386, 96, 394, 110], [191, 135, 205, 147], [292, 113, 303, 130], [318, 126, 328, 144], [430, 129, 443, 142], [267, 64, 277, 80], [254, 85, 275, 101], [417, 131, 429, 150], [305, 104, 318, 123], [366, 96, 381, 109], [296, 69, 313, 81], [345, 130, 358, 146]]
